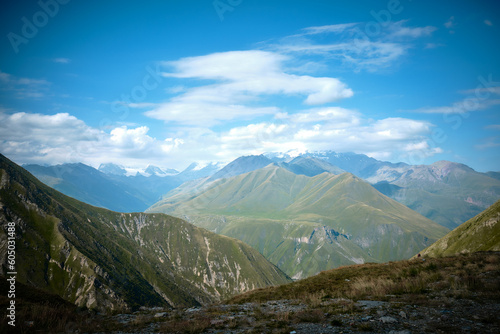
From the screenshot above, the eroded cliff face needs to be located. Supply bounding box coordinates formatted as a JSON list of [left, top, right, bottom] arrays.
[[0, 168, 126, 310], [0, 155, 290, 312]]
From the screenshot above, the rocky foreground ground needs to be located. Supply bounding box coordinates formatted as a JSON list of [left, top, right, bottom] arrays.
[[3, 253, 499, 333], [95, 294, 499, 334]]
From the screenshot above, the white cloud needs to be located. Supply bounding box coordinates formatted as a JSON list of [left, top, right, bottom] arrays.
[[270, 20, 436, 72], [389, 23, 437, 38], [444, 16, 456, 34], [411, 98, 500, 114], [411, 86, 500, 114], [213, 110, 438, 163], [0, 22, 446, 169], [110, 126, 154, 148], [444, 16, 455, 29], [301, 23, 359, 35], [145, 50, 353, 125], [484, 19, 493, 27], [476, 136, 500, 150], [1, 107, 441, 170], [486, 124, 500, 130], [53, 58, 71, 64], [0, 71, 50, 99], [461, 86, 500, 96], [0, 111, 176, 168], [125, 102, 159, 108], [425, 43, 444, 49]]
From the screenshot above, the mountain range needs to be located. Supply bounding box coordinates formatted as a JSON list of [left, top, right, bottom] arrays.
[[24, 151, 500, 230], [23, 161, 225, 213], [2, 148, 499, 316], [147, 164, 449, 279], [366, 160, 500, 229], [0, 154, 290, 311]]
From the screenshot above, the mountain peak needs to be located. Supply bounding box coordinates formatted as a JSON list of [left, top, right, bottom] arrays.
[[98, 163, 127, 176], [208, 155, 274, 181], [144, 164, 179, 177], [430, 160, 475, 172]]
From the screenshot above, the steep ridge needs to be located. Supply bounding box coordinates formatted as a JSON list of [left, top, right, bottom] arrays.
[[419, 199, 500, 257], [0, 154, 290, 312], [147, 165, 448, 279]]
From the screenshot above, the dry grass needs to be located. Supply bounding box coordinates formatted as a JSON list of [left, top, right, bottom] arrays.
[[160, 315, 212, 334], [303, 291, 324, 307], [348, 277, 396, 298], [274, 311, 291, 321], [293, 309, 324, 323], [229, 252, 500, 306]]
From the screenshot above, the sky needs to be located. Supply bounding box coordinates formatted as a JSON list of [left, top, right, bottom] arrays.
[[0, 0, 499, 172]]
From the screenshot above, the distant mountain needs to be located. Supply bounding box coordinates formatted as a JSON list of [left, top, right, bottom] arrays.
[[98, 162, 127, 176], [209, 155, 274, 181], [24, 163, 150, 212], [24, 152, 500, 231], [176, 162, 225, 182], [303, 151, 407, 178], [24, 161, 224, 213], [99, 163, 179, 177], [270, 151, 500, 229], [147, 165, 448, 279], [486, 171, 500, 181], [209, 155, 345, 182], [0, 154, 291, 311], [281, 156, 345, 176], [144, 165, 179, 176], [418, 200, 500, 257], [367, 161, 500, 229]]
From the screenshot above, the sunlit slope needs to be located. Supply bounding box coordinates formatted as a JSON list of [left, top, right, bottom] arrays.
[[419, 199, 500, 257]]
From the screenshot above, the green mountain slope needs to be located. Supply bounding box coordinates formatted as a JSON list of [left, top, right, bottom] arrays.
[[418, 200, 500, 257], [0, 154, 290, 312], [147, 165, 448, 279]]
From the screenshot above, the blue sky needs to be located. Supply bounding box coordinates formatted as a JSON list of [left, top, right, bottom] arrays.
[[0, 0, 499, 172]]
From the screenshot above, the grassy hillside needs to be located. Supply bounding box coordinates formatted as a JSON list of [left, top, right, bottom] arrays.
[[0, 154, 290, 312], [148, 165, 448, 279], [229, 252, 500, 305], [419, 199, 500, 257]]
